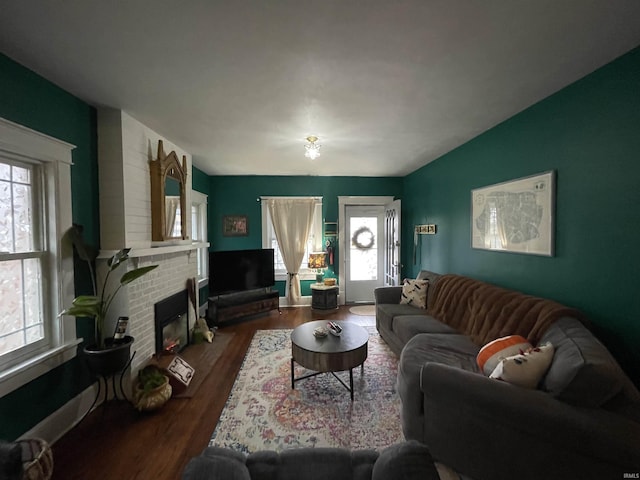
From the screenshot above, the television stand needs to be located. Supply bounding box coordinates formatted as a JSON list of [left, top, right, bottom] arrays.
[[206, 288, 280, 326]]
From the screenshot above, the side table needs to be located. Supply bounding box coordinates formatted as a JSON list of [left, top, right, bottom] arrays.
[[310, 284, 339, 310]]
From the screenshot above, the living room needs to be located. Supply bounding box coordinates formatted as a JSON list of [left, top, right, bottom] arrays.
[[1, 2, 639, 479]]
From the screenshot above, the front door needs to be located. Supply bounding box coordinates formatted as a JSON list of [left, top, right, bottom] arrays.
[[344, 205, 385, 303], [384, 199, 402, 286]]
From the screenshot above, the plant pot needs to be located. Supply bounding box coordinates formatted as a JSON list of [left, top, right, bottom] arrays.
[[132, 375, 172, 412], [83, 336, 134, 377]]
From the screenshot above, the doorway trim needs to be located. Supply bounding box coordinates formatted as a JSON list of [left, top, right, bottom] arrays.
[[337, 196, 395, 305]]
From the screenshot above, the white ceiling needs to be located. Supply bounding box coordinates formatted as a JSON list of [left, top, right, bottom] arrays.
[[1, 1, 639, 177]]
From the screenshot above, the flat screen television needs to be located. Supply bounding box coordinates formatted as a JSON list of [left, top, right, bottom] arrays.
[[209, 248, 275, 295]]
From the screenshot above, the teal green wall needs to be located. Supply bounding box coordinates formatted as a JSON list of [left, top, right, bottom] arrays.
[[3, 43, 639, 441], [192, 165, 209, 194], [207, 176, 402, 295], [403, 47, 640, 384], [0, 54, 99, 439]]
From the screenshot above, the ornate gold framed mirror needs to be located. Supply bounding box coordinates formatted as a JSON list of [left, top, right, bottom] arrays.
[[150, 140, 188, 241]]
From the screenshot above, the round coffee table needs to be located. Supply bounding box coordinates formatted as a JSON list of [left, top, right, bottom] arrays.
[[290, 320, 369, 400]]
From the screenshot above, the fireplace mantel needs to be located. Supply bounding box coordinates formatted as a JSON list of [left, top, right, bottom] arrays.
[[97, 241, 209, 260]]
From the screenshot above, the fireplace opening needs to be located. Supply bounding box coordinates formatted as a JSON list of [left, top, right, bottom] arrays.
[[154, 290, 190, 355]]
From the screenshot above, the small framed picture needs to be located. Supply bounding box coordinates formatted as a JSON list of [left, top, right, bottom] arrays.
[[223, 215, 248, 236], [167, 356, 194, 387]]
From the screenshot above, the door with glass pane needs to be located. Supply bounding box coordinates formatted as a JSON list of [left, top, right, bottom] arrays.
[[344, 205, 384, 303], [384, 199, 401, 286]]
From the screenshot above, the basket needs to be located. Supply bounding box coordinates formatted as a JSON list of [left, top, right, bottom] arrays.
[[18, 438, 53, 480]]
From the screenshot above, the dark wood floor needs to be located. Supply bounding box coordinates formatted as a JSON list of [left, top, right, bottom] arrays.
[[51, 306, 375, 480]]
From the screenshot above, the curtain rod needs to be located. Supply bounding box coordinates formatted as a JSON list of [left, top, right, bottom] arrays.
[[257, 196, 323, 202]]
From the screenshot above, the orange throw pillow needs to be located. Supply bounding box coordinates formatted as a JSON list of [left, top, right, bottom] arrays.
[[477, 335, 532, 376]]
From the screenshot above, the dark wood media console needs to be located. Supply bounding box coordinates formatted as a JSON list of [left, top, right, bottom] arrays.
[[206, 288, 280, 326]]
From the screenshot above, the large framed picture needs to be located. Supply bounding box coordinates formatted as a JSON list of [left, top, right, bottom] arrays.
[[223, 215, 248, 237], [471, 171, 555, 256]]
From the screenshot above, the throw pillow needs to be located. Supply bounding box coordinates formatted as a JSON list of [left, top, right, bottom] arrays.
[[476, 335, 532, 376], [490, 343, 555, 389], [400, 279, 428, 309]]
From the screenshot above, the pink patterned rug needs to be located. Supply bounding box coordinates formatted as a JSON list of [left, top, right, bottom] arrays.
[[209, 326, 404, 453]]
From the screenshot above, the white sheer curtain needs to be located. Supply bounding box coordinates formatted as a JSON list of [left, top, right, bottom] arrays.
[[267, 197, 316, 304]]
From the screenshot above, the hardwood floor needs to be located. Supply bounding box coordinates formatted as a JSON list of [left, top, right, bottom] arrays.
[[51, 306, 375, 480]]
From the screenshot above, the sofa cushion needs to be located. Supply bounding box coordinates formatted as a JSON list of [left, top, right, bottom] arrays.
[[398, 333, 481, 441], [403, 333, 481, 376], [393, 315, 458, 345], [400, 279, 428, 308], [373, 440, 439, 480], [490, 343, 555, 389], [183, 447, 250, 480], [540, 317, 625, 407], [247, 448, 378, 480], [377, 303, 428, 325], [477, 335, 532, 376]]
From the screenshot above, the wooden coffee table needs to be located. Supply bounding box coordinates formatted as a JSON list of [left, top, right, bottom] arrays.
[[290, 320, 369, 400]]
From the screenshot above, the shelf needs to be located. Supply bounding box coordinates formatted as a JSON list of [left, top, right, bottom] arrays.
[[98, 242, 209, 259], [324, 220, 338, 237]]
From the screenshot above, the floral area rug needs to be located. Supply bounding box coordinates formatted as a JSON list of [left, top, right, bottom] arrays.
[[349, 305, 376, 316], [209, 326, 404, 453]]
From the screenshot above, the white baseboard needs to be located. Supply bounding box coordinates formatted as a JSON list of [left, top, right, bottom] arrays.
[[18, 382, 101, 444], [279, 295, 312, 307]]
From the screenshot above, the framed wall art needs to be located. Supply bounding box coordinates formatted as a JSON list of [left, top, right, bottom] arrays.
[[223, 215, 248, 237], [471, 170, 555, 256]]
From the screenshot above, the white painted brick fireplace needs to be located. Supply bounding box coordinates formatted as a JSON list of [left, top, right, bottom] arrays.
[[122, 251, 197, 372], [97, 108, 203, 374]]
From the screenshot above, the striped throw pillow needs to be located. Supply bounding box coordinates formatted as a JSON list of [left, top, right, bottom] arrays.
[[477, 335, 532, 376]]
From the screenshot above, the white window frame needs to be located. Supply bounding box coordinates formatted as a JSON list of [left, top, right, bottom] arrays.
[[191, 190, 209, 288], [260, 197, 323, 282], [0, 118, 80, 398]]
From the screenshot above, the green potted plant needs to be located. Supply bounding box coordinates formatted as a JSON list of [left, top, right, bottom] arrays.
[[132, 365, 172, 411], [61, 225, 158, 375]]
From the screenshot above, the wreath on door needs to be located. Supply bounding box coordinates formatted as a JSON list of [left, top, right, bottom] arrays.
[[352, 226, 375, 250]]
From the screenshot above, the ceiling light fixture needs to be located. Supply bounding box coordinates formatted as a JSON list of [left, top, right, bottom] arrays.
[[304, 135, 321, 160]]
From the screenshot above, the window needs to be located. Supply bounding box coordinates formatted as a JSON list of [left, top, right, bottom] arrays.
[[261, 197, 323, 281], [191, 190, 208, 286], [0, 160, 45, 356], [0, 118, 79, 397]]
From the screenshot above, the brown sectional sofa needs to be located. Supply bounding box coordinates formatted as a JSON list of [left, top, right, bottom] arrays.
[[375, 270, 640, 480]]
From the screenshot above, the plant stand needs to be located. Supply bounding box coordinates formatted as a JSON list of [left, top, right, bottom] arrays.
[[78, 350, 136, 425]]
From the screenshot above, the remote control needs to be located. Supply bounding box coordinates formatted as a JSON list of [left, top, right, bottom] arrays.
[[327, 322, 342, 335]]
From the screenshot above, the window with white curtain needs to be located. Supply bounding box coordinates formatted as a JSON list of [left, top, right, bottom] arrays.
[[191, 190, 208, 286], [261, 197, 323, 281]]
